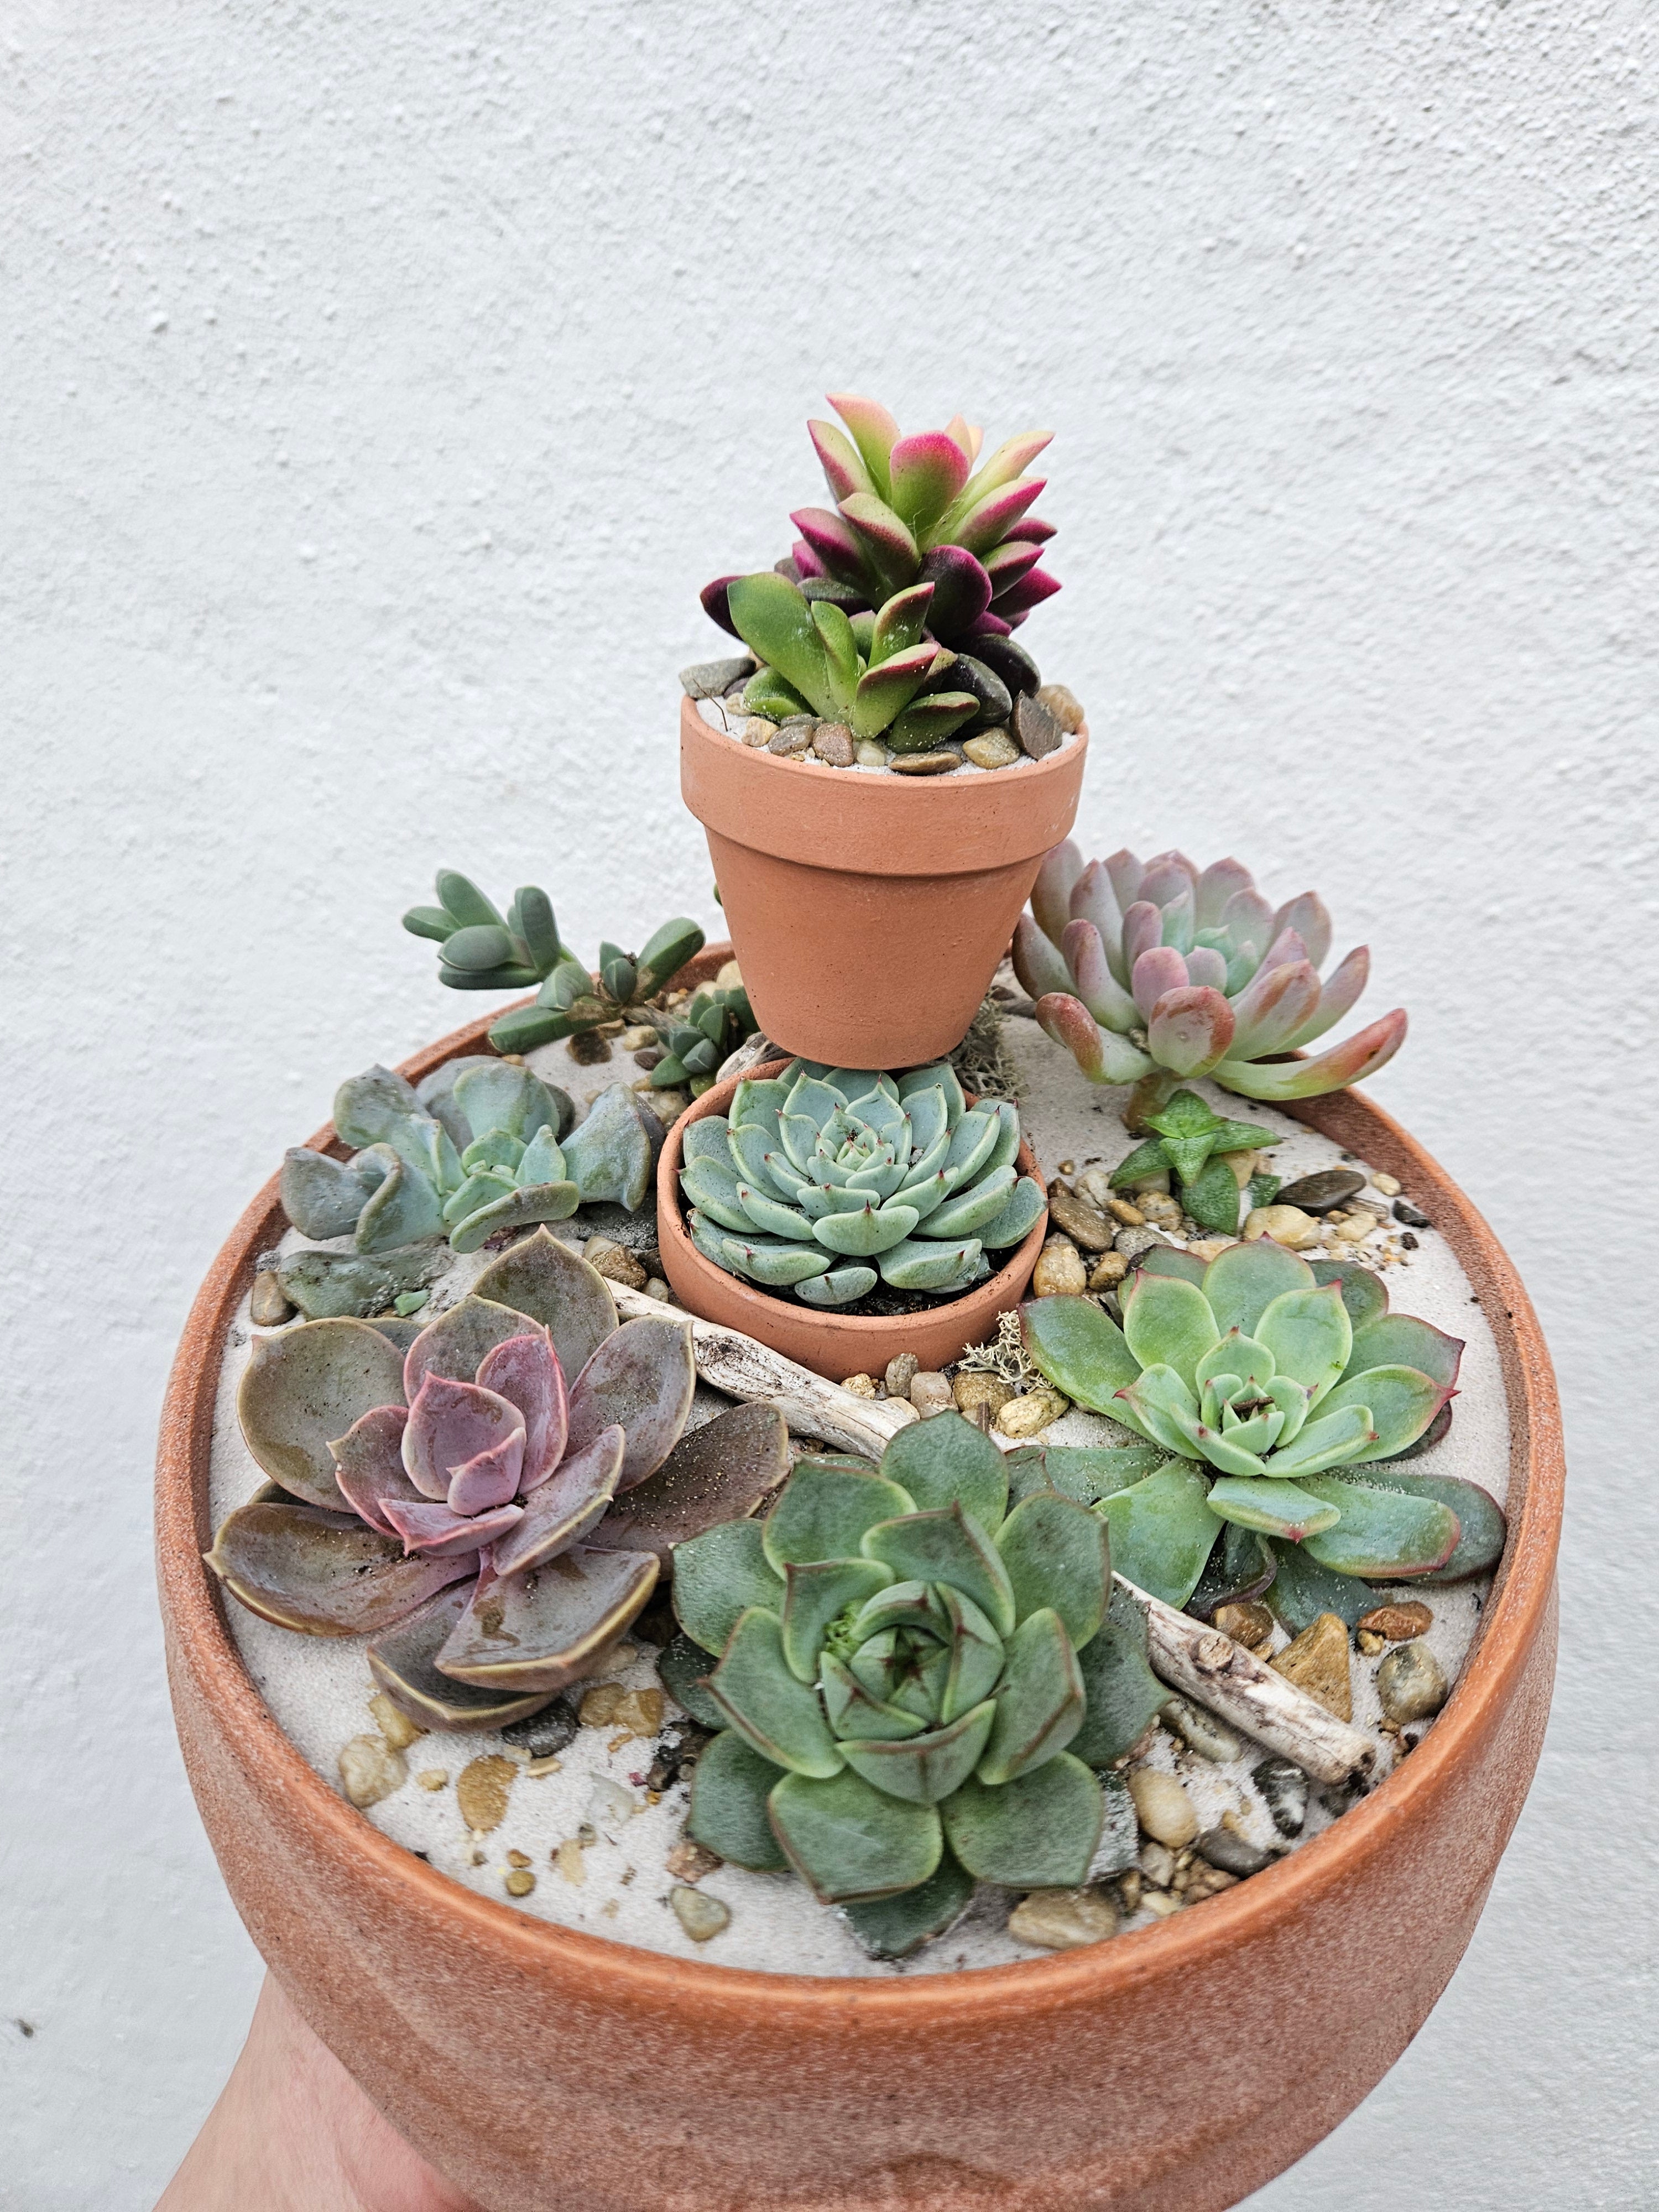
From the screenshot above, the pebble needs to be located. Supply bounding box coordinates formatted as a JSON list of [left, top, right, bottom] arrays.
[[1105, 1196, 1145, 1227], [1214, 1600, 1274, 1651], [1136, 1191, 1184, 1229], [952, 1371, 1015, 1419], [1013, 691, 1064, 759], [1047, 1182, 1115, 1251], [416, 1768, 448, 1791], [1251, 1757, 1310, 1838], [910, 1371, 955, 1417], [1115, 1225, 1170, 1261], [502, 1698, 578, 1759], [716, 959, 744, 988], [586, 1780, 640, 1837], [504, 1868, 536, 1897], [1392, 1197, 1432, 1228], [567, 1031, 612, 1066], [554, 1837, 586, 1885], [367, 1692, 425, 1752], [456, 1755, 516, 1833], [1035, 683, 1085, 733], [1137, 1839, 1177, 1887], [578, 1684, 664, 1739], [582, 1236, 649, 1291], [1128, 1769, 1199, 1848], [620, 1024, 657, 1050], [768, 722, 815, 756], [1358, 1600, 1434, 1643], [1376, 1641, 1449, 1724], [854, 739, 890, 766], [643, 1278, 670, 1301], [1196, 1825, 1274, 1878], [1008, 1887, 1119, 1950], [842, 1372, 878, 1399], [1371, 1171, 1402, 1197], [680, 654, 755, 700], [812, 722, 855, 766], [1271, 1613, 1353, 1721], [742, 717, 777, 748], [670, 1885, 731, 1942], [1328, 1215, 1371, 1245], [1182, 1863, 1241, 1903], [1087, 1250, 1129, 1289], [963, 728, 1020, 769], [665, 1837, 723, 1884], [338, 1736, 407, 1809], [1243, 1204, 1322, 1250], [1032, 1233, 1087, 1296], [888, 750, 961, 775], [1160, 1696, 1244, 1764], [1142, 1888, 1185, 1919], [885, 1352, 920, 1398], [994, 1388, 1069, 1438], [249, 1270, 294, 1328], [1274, 1168, 1366, 1214]]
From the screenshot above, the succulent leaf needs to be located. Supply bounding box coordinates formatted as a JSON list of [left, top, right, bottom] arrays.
[[686, 1730, 791, 1870], [1021, 1294, 1142, 1411], [486, 1424, 623, 1577], [763, 1462, 916, 1575], [205, 1498, 471, 1636], [1070, 1591, 1170, 1767], [366, 1583, 553, 1734], [435, 1547, 659, 1693], [1316, 1363, 1454, 1458], [862, 1506, 1016, 1639], [674, 1517, 785, 1655], [588, 1401, 790, 1567], [1357, 1468, 1505, 1581], [1097, 1462, 1218, 1608], [472, 1229, 619, 1385], [1205, 1475, 1342, 1542], [941, 1754, 1102, 1888], [839, 1855, 976, 1960], [879, 1411, 1009, 1529], [238, 1319, 410, 1509], [1202, 1240, 1317, 1339], [566, 1315, 696, 1489], [1297, 1476, 1461, 1577], [769, 1767, 943, 1905]]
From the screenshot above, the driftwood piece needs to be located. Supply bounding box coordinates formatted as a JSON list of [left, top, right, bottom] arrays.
[[611, 1287, 919, 1459], [1122, 1578, 1383, 1792]]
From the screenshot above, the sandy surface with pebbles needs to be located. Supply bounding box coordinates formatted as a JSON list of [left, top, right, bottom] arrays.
[[206, 1017, 1510, 1976]]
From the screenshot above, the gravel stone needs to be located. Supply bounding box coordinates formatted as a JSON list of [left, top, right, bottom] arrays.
[[670, 1885, 731, 1942], [1196, 1825, 1274, 1877], [1032, 1233, 1087, 1296], [1242, 1203, 1322, 1250], [1357, 1600, 1434, 1643], [1271, 1612, 1353, 1721], [1274, 1168, 1366, 1214], [1013, 691, 1065, 759], [952, 1371, 1015, 1419], [665, 1837, 723, 1884], [1034, 683, 1085, 733], [367, 1692, 425, 1752], [1392, 1196, 1432, 1228], [854, 739, 890, 766], [1114, 1225, 1169, 1261], [1252, 1756, 1310, 1837], [909, 1371, 955, 1417], [1047, 1182, 1115, 1251], [1008, 1887, 1118, 1950], [994, 1387, 1069, 1438], [768, 721, 816, 755], [811, 722, 855, 765], [889, 750, 961, 775], [885, 1352, 920, 1398], [1160, 1695, 1244, 1764], [249, 1270, 294, 1327], [963, 728, 1020, 769], [841, 1372, 878, 1398], [742, 717, 777, 747], [1128, 1768, 1199, 1848], [680, 655, 755, 700], [1213, 1600, 1274, 1650], [456, 1754, 516, 1833], [1376, 1640, 1449, 1724], [582, 1235, 648, 1291], [1087, 1250, 1129, 1289], [338, 1736, 407, 1809]]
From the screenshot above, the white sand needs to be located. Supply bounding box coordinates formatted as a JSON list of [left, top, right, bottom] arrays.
[[207, 1018, 1510, 1975]]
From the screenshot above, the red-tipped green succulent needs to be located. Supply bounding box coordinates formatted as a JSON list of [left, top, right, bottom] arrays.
[[1015, 845, 1407, 1103], [702, 394, 1061, 732], [1019, 1243, 1504, 1623], [207, 1230, 787, 1731]]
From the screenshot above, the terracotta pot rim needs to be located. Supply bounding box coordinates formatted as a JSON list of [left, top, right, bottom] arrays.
[[158, 1008, 1563, 2021], [655, 1057, 1048, 1355], [680, 692, 1087, 799]]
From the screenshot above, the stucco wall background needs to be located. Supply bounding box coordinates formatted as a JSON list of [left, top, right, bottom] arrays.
[[3, 3, 1655, 2204]]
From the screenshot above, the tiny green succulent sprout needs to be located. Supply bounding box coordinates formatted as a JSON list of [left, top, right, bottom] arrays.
[[1109, 1087, 1281, 1236], [1020, 1241, 1505, 1619], [402, 869, 707, 1058], [282, 1060, 661, 1256], [1015, 844, 1407, 1105], [680, 1060, 1047, 1308], [672, 1412, 1120, 1957], [649, 984, 756, 1098]]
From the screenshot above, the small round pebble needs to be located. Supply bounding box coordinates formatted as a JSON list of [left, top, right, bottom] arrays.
[[742, 717, 776, 747], [1008, 1887, 1118, 1950], [994, 1388, 1068, 1438], [504, 1869, 536, 1898], [1376, 1641, 1449, 1724], [952, 1371, 1014, 1418], [909, 1371, 954, 1417], [1087, 1249, 1128, 1289], [1128, 1769, 1199, 1848], [963, 728, 1020, 770], [854, 739, 889, 766], [367, 1692, 425, 1752], [885, 1352, 920, 1398], [1196, 1825, 1274, 1877], [416, 1769, 448, 1792], [1032, 1233, 1087, 1297], [768, 722, 815, 755], [841, 1372, 878, 1399], [456, 1754, 516, 1834], [1035, 682, 1085, 733], [811, 722, 854, 766], [670, 1885, 731, 1942], [888, 750, 961, 775], [338, 1736, 407, 1811], [1274, 1168, 1366, 1214], [1243, 1204, 1322, 1250]]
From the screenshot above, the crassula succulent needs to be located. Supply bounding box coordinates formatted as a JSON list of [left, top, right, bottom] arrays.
[[208, 1230, 788, 1729], [1020, 1241, 1504, 1618], [1015, 845, 1407, 1103], [670, 1414, 1135, 1958], [702, 394, 1061, 743], [681, 1061, 1046, 1307], [648, 983, 755, 1099], [281, 1061, 659, 1256], [402, 868, 710, 1058]]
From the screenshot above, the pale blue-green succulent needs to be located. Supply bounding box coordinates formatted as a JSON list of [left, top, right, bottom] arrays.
[[282, 1060, 660, 1257], [680, 1060, 1046, 1307]]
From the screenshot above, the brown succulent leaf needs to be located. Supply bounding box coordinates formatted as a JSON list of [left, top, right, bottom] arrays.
[[367, 1583, 556, 1734], [237, 1319, 408, 1509], [588, 1402, 790, 1566], [567, 1316, 696, 1490], [205, 1499, 471, 1635], [328, 1404, 422, 1533], [488, 1425, 625, 1578], [435, 1546, 660, 1692], [471, 1227, 618, 1384]]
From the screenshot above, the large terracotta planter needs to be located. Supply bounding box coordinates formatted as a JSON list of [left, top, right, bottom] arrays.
[[680, 695, 1087, 1067], [158, 1016, 1561, 2212], [655, 1060, 1050, 1383]]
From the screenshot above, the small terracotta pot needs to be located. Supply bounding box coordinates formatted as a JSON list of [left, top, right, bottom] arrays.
[[655, 1060, 1049, 1383], [680, 695, 1087, 1068], [158, 1016, 1562, 2212]]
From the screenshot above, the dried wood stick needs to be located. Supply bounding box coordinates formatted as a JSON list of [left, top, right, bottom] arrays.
[[611, 1287, 918, 1458], [1120, 1575, 1382, 1791]]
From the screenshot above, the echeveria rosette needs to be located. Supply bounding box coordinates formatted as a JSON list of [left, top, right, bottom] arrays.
[[671, 1414, 1126, 1959], [1015, 844, 1407, 1104], [1109, 1087, 1281, 1236], [650, 984, 756, 1099], [282, 1060, 660, 1256], [681, 1060, 1046, 1307], [209, 1230, 789, 1731], [1020, 1240, 1504, 1616], [401, 867, 707, 1058]]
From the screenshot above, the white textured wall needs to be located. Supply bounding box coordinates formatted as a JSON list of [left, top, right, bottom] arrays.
[[4, 4, 1655, 2204]]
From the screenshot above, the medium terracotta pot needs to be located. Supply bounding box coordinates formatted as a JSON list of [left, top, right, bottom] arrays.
[[158, 1017, 1562, 2212], [680, 695, 1087, 1068], [655, 1060, 1050, 1383]]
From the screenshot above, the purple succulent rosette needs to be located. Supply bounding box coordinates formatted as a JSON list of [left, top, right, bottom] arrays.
[[208, 1229, 788, 1730]]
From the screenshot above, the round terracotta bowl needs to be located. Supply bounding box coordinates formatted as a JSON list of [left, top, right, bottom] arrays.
[[680, 694, 1087, 1070], [158, 1022, 1562, 2212], [655, 1060, 1050, 1383]]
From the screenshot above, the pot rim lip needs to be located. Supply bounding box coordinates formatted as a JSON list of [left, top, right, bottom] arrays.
[[679, 689, 1088, 797], [159, 1006, 1563, 2020], [655, 1056, 1048, 1345]]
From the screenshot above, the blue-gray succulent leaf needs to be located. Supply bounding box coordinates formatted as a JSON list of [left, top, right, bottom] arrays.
[[333, 1064, 427, 1149], [924, 1164, 1018, 1240], [560, 1085, 654, 1211], [898, 1062, 966, 1128], [796, 1265, 878, 1307], [354, 1145, 447, 1253], [681, 1154, 752, 1233], [281, 1146, 389, 1240], [974, 1175, 1046, 1250], [513, 1124, 567, 1189], [737, 1183, 818, 1239], [878, 1236, 984, 1291]]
